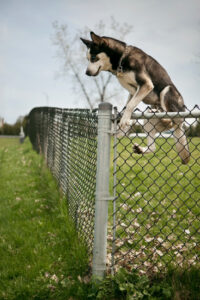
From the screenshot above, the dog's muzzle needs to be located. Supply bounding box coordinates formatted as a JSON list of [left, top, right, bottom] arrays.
[[85, 66, 101, 77]]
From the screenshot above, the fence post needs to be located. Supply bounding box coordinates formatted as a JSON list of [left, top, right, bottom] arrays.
[[92, 102, 112, 279]]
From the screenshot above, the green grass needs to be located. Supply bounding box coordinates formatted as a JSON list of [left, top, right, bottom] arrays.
[[109, 137, 200, 273], [0, 138, 89, 299], [0, 137, 199, 299]]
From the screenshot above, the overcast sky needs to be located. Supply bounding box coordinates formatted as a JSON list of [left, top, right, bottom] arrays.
[[0, 0, 200, 123]]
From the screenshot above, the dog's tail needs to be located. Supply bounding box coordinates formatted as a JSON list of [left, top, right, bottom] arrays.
[[173, 123, 190, 164]]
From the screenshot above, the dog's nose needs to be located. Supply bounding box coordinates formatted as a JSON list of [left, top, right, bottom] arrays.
[[85, 70, 91, 76]]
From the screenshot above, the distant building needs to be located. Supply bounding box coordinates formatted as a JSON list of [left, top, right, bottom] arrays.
[[0, 117, 4, 128]]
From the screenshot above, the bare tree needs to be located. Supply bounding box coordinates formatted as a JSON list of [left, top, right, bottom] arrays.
[[52, 17, 133, 109]]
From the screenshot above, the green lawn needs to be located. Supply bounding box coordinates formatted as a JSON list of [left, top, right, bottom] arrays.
[[109, 137, 200, 273], [0, 137, 199, 299], [0, 138, 88, 299]]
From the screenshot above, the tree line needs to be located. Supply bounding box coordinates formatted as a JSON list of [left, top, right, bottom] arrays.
[[0, 117, 28, 136]]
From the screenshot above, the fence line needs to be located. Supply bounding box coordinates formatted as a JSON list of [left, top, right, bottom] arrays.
[[29, 107, 98, 254], [28, 105, 200, 278]]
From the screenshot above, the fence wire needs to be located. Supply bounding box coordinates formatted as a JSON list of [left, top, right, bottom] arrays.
[[28, 107, 98, 253], [28, 105, 200, 277], [111, 107, 200, 275]]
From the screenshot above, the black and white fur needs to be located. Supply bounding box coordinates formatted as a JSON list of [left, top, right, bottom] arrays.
[[81, 32, 190, 164]]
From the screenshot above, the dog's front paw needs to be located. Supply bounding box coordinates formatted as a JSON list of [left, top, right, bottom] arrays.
[[133, 143, 143, 154], [119, 111, 132, 131], [119, 118, 128, 131]]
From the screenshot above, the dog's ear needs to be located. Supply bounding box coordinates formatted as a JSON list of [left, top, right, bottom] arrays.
[[90, 32, 107, 46], [80, 38, 92, 48], [90, 31, 108, 46], [90, 32, 102, 44]]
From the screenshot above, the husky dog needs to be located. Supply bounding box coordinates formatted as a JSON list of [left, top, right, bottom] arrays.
[[81, 32, 190, 164]]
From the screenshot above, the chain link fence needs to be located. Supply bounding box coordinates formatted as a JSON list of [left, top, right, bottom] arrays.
[[111, 106, 200, 275], [28, 107, 98, 254], [28, 105, 200, 278]]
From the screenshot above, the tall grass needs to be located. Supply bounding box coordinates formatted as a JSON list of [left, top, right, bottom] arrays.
[[0, 138, 88, 299]]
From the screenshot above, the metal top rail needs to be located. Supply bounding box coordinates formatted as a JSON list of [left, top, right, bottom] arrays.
[[130, 110, 200, 120]]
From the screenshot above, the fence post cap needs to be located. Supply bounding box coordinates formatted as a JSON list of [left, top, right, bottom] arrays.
[[98, 102, 112, 111]]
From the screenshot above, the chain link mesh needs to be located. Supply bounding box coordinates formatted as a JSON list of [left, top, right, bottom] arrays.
[[28, 105, 200, 275], [111, 107, 200, 275], [28, 107, 98, 253]]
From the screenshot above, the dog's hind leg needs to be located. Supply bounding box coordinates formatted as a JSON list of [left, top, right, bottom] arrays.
[[160, 86, 190, 164], [160, 85, 185, 112], [173, 121, 190, 164]]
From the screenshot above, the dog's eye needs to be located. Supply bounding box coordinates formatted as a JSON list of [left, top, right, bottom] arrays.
[[91, 55, 99, 62]]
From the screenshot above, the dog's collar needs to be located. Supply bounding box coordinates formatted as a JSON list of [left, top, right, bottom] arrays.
[[117, 45, 131, 76]]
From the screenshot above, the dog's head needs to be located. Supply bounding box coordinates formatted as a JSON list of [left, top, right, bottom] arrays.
[[80, 32, 112, 76]]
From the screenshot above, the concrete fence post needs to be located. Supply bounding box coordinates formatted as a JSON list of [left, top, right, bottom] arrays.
[[92, 102, 112, 279]]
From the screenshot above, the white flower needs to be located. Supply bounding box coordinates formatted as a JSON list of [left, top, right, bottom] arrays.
[[51, 274, 59, 283]]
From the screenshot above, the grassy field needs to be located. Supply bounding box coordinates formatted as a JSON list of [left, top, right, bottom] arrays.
[[109, 136, 200, 273], [0, 138, 89, 299], [0, 137, 199, 299]]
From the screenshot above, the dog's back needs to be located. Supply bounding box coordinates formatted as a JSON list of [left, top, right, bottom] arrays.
[[118, 45, 185, 112]]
